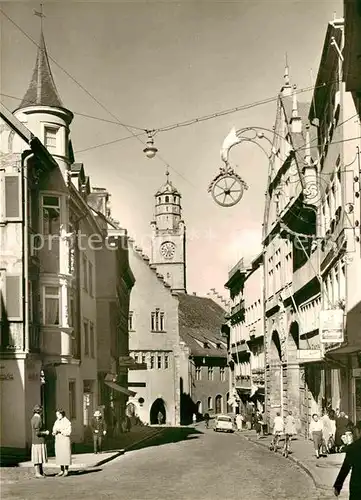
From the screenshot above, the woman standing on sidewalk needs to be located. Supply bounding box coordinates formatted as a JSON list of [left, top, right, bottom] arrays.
[[309, 413, 323, 459], [52, 409, 72, 477], [31, 405, 49, 478]]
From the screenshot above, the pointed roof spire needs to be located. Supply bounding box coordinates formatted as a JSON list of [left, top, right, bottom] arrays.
[[290, 84, 302, 133], [19, 16, 63, 109], [284, 52, 290, 87], [281, 53, 292, 96]]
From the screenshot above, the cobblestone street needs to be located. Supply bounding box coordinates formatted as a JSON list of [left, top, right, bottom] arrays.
[[1, 426, 324, 500]]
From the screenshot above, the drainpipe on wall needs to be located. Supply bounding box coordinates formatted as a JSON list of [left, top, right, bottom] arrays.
[[21, 151, 34, 353]]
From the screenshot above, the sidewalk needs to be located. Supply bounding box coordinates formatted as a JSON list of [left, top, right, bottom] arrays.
[[241, 430, 350, 498], [17, 425, 164, 470]]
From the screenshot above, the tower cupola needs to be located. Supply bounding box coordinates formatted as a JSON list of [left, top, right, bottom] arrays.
[[154, 169, 182, 230]]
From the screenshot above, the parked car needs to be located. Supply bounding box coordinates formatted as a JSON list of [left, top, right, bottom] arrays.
[[214, 414, 234, 433]]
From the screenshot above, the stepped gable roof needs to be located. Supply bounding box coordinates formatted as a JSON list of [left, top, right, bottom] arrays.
[[178, 293, 227, 358], [18, 31, 64, 109], [128, 237, 172, 291]]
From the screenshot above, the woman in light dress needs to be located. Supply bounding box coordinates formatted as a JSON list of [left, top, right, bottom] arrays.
[[52, 409, 72, 477], [321, 408, 334, 453]]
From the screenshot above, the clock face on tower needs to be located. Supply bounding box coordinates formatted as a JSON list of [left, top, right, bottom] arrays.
[[160, 241, 176, 260]]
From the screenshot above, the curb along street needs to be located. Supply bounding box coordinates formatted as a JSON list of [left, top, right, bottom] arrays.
[[240, 433, 331, 495], [16, 426, 166, 471]]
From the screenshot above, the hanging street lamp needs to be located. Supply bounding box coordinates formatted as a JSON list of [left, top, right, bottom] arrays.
[[143, 130, 158, 159]]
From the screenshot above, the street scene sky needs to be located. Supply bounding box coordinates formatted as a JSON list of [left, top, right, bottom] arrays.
[[1, 0, 342, 296]]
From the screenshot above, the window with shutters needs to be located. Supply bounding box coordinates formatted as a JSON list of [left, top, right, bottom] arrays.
[[157, 355, 162, 369], [4, 175, 20, 219], [83, 255, 88, 292], [43, 286, 60, 325], [151, 309, 165, 332], [84, 320, 89, 356], [88, 261, 93, 297], [42, 195, 60, 235], [44, 127, 58, 151], [5, 275, 22, 319]]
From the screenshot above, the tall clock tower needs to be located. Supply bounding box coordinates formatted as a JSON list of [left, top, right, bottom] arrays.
[[150, 171, 186, 293]]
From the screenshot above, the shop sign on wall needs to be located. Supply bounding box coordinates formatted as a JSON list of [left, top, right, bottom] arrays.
[[320, 309, 344, 343], [0, 365, 14, 381]]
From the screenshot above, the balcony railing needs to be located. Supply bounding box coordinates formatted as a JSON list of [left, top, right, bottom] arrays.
[[230, 299, 245, 317], [251, 368, 265, 385], [235, 374, 251, 389]]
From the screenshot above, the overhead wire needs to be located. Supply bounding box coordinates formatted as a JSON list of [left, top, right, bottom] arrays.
[[0, 8, 145, 132], [1, 7, 360, 191], [0, 9, 194, 185]]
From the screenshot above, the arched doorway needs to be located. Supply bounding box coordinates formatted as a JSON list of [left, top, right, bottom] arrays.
[[196, 400, 202, 414], [150, 398, 166, 424], [288, 321, 299, 361], [207, 396, 213, 411], [215, 394, 223, 414]]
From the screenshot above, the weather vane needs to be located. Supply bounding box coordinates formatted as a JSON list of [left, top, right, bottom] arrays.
[[33, 4, 45, 26]]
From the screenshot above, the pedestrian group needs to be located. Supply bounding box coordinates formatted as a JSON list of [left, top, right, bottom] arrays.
[[31, 405, 72, 478]]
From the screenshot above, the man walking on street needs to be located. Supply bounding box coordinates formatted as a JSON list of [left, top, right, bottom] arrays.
[[333, 420, 361, 500], [91, 410, 107, 454]]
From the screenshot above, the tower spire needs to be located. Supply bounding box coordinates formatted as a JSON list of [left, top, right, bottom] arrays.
[[18, 5, 63, 109], [290, 84, 302, 133], [284, 52, 290, 86], [292, 84, 299, 118]]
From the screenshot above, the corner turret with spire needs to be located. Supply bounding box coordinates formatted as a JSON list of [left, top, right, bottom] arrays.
[[150, 169, 186, 293], [12, 6, 74, 179]]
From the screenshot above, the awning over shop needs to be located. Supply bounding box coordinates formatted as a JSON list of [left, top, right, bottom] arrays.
[[104, 381, 136, 397]]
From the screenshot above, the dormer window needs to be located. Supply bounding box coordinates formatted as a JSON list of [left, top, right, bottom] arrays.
[[44, 126, 58, 152]]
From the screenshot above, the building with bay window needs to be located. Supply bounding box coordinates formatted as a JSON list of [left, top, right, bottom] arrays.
[[306, 16, 361, 424], [0, 28, 134, 452]]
